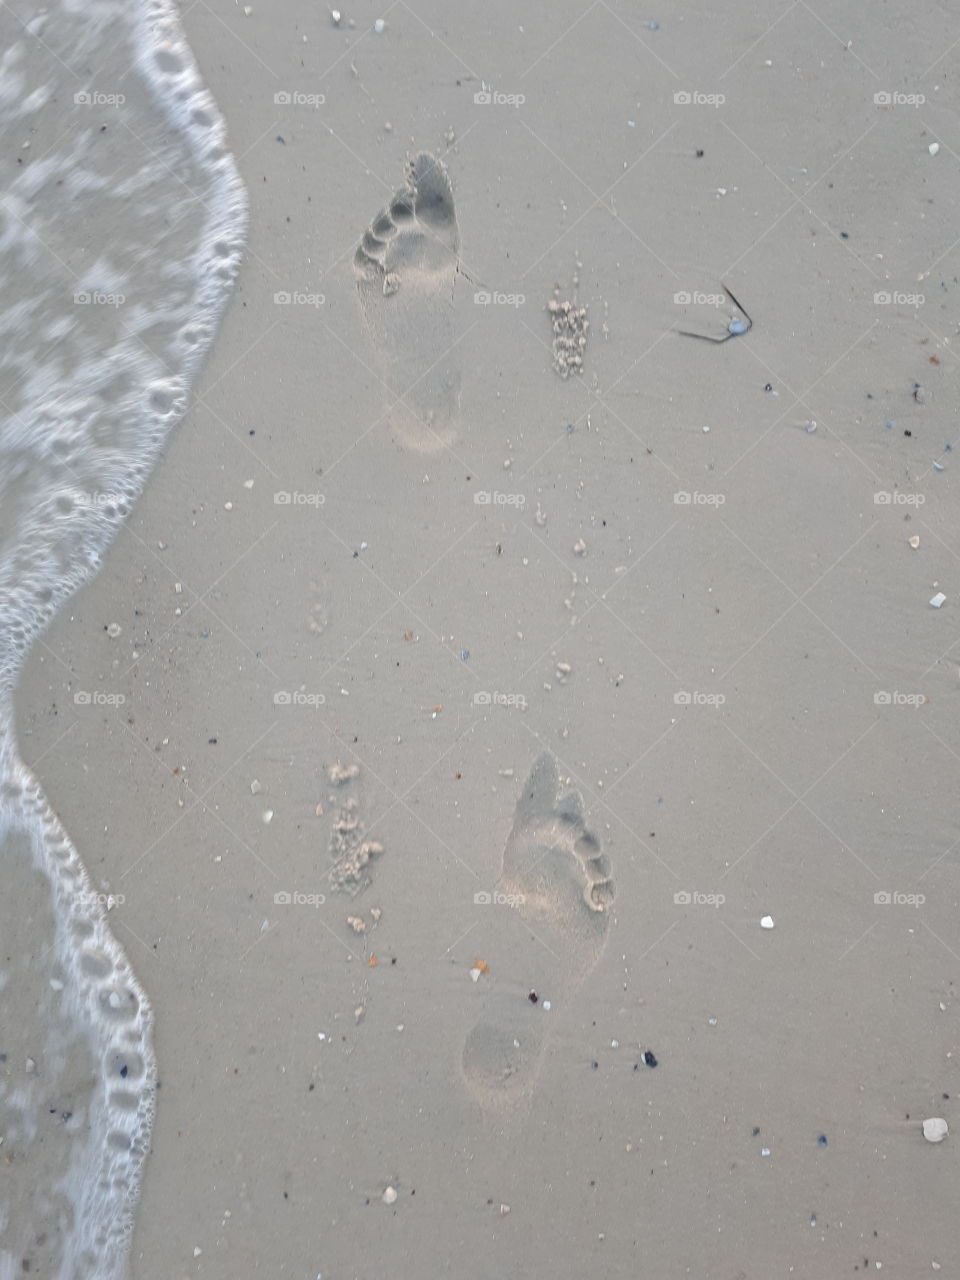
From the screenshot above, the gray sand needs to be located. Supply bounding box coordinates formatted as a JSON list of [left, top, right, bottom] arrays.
[[11, 0, 960, 1275]]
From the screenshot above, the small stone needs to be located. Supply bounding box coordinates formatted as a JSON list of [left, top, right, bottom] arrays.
[[354, 1006, 365, 1023], [374, 18, 385, 33], [224, 502, 233, 510], [382, 1186, 397, 1204], [930, 593, 946, 608], [470, 967, 482, 982], [573, 538, 587, 556], [250, 779, 262, 795], [929, 142, 940, 155], [499, 1204, 510, 1215], [262, 809, 274, 824], [909, 536, 920, 549], [923, 1117, 948, 1143], [194, 1247, 202, 1258], [760, 915, 774, 929], [25, 1057, 37, 1074], [331, 8, 341, 23], [347, 916, 365, 934]]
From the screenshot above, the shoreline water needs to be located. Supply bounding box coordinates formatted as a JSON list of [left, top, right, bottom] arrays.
[[0, 0, 245, 1273]]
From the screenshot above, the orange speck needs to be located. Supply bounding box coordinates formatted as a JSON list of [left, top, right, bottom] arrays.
[[368, 955, 378, 967], [930, 355, 941, 364], [454, 772, 462, 780], [474, 959, 490, 974]]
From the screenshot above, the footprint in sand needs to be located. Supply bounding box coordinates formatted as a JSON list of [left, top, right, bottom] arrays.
[[354, 151, 462, 453], [461, 753, 615, 1109]]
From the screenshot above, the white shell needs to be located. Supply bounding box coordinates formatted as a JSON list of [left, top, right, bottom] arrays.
[[923, 1117, 948, 1143]]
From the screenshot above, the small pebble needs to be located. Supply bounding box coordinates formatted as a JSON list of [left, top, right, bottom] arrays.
[[909, 536, 920, 549], [382, 1186, 397, 1204], [760, 915, 774, 929], [331, 8, 341, 23], [923, 1117, 948, 1143], [262, 809, 274, 824], [374, 18, 385, 33], [761, 1147, 771, 1157], [929, 142, 940, 155], [250, 779, 262, 794], [930, 593, 946, 609]]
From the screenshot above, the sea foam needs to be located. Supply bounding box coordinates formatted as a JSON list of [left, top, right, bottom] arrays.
[[0, 0, 246, 1274]]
